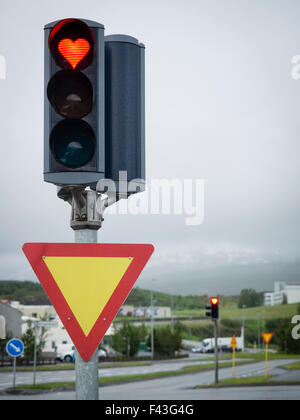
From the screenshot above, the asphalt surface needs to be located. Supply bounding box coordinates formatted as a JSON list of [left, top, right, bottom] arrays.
[[0, 357, 299, 400], [0, 354, 229, 391]]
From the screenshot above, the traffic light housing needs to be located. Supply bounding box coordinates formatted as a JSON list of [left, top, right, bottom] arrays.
[[206, 297, 219, 321], [44, 18, 105, 186], [102, 35, 145, 194]]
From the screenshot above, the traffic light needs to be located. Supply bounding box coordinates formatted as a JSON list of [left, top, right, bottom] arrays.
[[44, 18, 105, 186], [206, 297, 219, 321]]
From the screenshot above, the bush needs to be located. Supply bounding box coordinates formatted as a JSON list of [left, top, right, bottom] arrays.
[[112, 322, 147, 358], [219, 319, 241, 336], [147, 325, 182, 357]]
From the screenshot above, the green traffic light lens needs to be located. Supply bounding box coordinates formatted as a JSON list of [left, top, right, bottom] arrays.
[[50, 120, 95, 168], [47, 70, 93, 118]]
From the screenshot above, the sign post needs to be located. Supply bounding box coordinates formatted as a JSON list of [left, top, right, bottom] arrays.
[[261, 333, 274, 377], [6, 338, 24, 390], [230, 335, 238, 378], [74, 229, 99, 401], [214, 320, 219, 385]]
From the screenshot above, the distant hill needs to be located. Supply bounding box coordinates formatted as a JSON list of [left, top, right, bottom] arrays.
[[0, 280, 221, 309], [0, 281, 50, 305]]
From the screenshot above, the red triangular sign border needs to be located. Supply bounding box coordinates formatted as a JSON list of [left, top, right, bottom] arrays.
[[22, 243, 154, 361]]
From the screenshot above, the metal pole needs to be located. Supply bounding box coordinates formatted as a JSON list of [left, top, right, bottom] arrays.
[[12, 357, 16, 390], [33, 322, 38, 385], [265, 342, 269, 378], [257, 314, 260, 349], [151, 290, 154, 360], [232, 347, 235, 378], [171, 293, 174, 333], [214, 320, 218, 385], [75, 229, 99, 401]]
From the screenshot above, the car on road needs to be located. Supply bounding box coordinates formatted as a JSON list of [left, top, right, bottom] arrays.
[[191, 346, 203, 353], [71, 348, 108, 363], [56, 344, 75, 363]]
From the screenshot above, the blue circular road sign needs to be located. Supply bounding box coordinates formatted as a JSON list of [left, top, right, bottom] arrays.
[[6, 338, 24, 357]]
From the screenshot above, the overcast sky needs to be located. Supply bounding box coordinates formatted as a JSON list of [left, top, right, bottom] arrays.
[[0, 0, 300, 295]]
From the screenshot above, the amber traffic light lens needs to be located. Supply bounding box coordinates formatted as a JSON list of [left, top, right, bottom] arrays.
[[47, 70, 93, 118]]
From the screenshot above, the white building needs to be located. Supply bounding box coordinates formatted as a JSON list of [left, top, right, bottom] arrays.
[[10, 302, 115, 353], [264, 282, 300, 306], [133, 306, 171, 318], [264, 291, 284, 306], [39, 317, 115, 352], [10, 301, 55, 320], [284, 284, 300, 304]]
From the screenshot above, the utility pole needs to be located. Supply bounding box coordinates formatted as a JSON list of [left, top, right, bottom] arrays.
[[171, 293, 174, 333], [33, 321, 38, 386], [214, 319, 219, 385], [150, 289, 155, 360]]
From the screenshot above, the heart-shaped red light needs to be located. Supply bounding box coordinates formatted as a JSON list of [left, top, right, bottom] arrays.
[[58, 38, 90, 69]]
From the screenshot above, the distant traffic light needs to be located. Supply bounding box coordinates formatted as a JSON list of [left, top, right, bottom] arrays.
[[44, 18, 105, 186], [206, 297, 219, 321]]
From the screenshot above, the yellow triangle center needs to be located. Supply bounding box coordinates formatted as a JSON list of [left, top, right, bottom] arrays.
[[44, 257, 133, 337]]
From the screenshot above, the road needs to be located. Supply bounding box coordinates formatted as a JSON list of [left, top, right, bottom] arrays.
[[0, 354, 229, 391], [0, 357, 299, 400]]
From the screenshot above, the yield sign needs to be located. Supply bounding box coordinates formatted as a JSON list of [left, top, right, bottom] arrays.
[[261, 332, 274, 345], [230, 335, 237, 349], [22, 243, 154, 361]]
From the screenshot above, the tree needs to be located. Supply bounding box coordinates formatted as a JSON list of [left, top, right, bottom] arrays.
[[238, 289, 262, 308], [22, 315, 49, 364], [22, 322, 35, 363], [277, 319, 300, 354], [112, 322, 147, 358]]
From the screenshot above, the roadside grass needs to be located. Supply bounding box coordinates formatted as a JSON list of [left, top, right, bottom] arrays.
[[0, 360, 152, 373], [279, 361, 300, 370], [195, 375, 300, 388], [236, 352, 300, 361], [195, 375, 276, 388]]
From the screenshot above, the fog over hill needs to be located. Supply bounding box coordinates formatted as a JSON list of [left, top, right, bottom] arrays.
[[137, 260, 300, 296]]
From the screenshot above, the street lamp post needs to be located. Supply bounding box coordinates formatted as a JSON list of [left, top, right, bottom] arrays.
[[150, 290, 156, 360]]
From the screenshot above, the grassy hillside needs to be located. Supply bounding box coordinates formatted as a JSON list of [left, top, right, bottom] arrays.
[[124, 287, 218, 310], [0, 281, 208, 308], [0, 282, 298, 323], [221, 302, 299, 320], [174, 302, 300, 320], [0, 281, 50, 305], [0, 281, 212, 309]]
